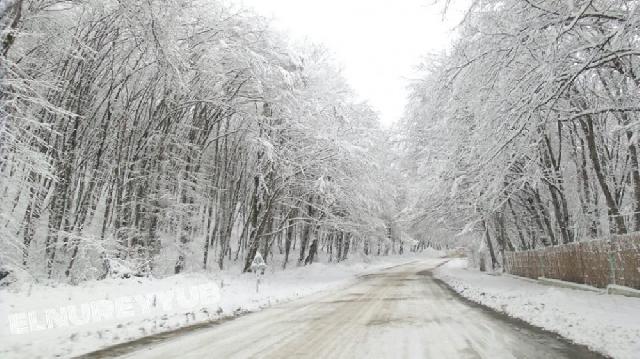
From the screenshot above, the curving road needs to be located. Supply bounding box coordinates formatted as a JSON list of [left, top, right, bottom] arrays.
[[100, 261, 601, 359]]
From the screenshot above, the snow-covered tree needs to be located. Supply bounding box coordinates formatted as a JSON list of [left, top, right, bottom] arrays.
[[400, 0, 640, 267]]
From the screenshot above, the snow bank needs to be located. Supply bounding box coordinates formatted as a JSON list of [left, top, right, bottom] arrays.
[[0, 253, 434, 358], [434, 258, 640, 359]]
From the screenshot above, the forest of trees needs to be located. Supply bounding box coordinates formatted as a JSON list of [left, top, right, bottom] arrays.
[[401, 0, 640, 267], [0, 0, 413, 284], [5, 0, 637, 284]]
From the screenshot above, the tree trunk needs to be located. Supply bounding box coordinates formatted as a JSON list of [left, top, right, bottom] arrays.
[[483, 220, 498, 270], [581, 117, 627, 234]]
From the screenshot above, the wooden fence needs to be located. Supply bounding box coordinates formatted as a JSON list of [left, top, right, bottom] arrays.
[[504, 234, 640, 289]]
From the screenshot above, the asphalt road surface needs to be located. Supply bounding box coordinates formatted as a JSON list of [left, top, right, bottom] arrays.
[[93, 260, 602, 359]]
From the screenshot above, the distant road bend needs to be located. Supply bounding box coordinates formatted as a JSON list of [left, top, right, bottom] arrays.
[[90, 260, 602, 359]]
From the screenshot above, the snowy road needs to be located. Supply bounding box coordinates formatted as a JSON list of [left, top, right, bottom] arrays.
[[99, 260, 602, 359]]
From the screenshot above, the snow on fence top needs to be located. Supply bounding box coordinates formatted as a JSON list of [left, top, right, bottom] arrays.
[[504, 234, 640, 289]]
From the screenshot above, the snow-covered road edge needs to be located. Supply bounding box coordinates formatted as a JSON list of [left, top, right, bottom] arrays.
[[434, 258, 640, 359], [0, 253, 436, 359]]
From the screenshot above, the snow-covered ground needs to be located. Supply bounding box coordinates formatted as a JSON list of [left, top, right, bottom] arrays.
[[434, 258, 640, 359], [0, 253, 436, 359], [116, 259, 596, 359]]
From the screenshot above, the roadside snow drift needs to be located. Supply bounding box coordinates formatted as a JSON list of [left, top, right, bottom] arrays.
[[435, 259, 640, 359], [0, 254, 431, 359]]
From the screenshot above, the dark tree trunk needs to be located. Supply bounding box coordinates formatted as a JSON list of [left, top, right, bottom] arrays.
[[581, 117, 627, 234], [483, 220, 498, 270]]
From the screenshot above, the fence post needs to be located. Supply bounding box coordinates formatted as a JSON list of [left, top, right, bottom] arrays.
[[608, 251, 616, 286], [538, 251, 545, 278]]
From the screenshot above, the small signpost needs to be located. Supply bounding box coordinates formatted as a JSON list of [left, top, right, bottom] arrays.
[[250, 252, 267, 293]]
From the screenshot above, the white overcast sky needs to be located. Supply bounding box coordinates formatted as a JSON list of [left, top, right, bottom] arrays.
[[229, 0, 466, 127]]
